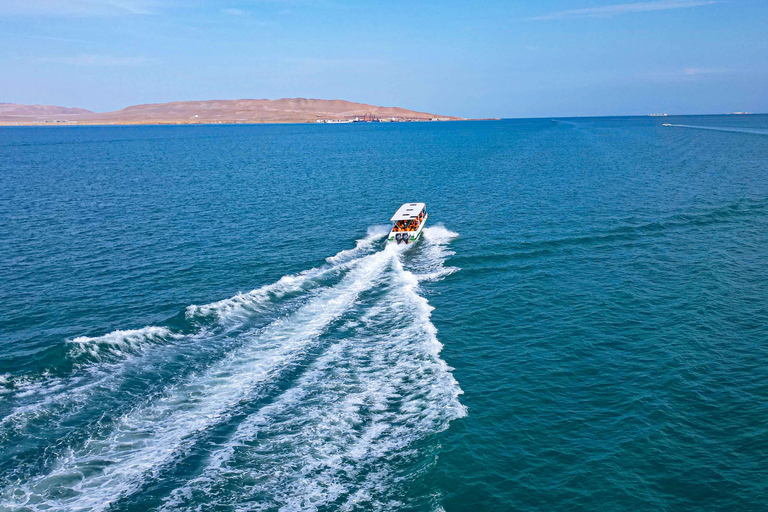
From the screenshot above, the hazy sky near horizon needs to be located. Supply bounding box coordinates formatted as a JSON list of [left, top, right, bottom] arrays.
[[1, 0, 766, 118]]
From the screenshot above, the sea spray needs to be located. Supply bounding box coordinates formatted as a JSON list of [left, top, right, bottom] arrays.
[[186, 225, 389, 324], [67, 326, 181, 362], [412, 225, 460, 282], [0, 229, 386, 436], [160, 231, 465, 511], [3, 243, 398, 511]]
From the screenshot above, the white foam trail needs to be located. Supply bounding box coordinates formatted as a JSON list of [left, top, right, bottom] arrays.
[[0, 373, 92, 434], [2, 328, 179, 429], [187, 226, 388, 323], [0, 373, 44, 396], [162, 236, 465, 511], [185, 273, 317, 324], [663, 123, 768, 135], [3, 246, 397, 512], [326, 225, 391, 265], [0, 229, 385, 433], [412, 225, 460, 282]]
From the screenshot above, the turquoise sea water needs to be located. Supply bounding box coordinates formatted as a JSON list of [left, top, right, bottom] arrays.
[[1, 115, 767, 511]]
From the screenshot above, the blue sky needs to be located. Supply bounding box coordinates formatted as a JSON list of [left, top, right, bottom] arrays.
[[1, 0, 766, 117]]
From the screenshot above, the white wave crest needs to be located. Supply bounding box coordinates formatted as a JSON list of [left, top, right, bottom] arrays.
[[185, 272, 315, 323], [422, 224, 459, 243], [411, 225, 460, 283], [415, 267, 459, 282], [67, 326, 178, 361], [326, 225, 390, 265], [186, 227, 387, 323]]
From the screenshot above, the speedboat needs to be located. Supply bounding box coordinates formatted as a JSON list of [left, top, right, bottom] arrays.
[[388, 203, 428, 244]]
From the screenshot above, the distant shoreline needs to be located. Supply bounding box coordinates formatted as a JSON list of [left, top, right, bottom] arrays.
[[0, 98, 475, 127], [1, 109, 762, 127], [3, 114, 764, 127], [0, 118, 500, 127]]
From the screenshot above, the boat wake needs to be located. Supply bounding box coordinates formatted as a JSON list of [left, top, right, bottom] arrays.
[[0, 226, 465, 512], [662, 123, 768, 136]]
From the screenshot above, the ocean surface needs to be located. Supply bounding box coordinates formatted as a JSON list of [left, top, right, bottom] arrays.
[[1, 115, 767, 511]]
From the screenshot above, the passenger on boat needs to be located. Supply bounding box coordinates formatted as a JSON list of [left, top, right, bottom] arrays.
[[394, 220, 410, 231]]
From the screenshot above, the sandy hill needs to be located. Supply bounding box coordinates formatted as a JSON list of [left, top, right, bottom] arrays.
[[0, 98, 461, 125], [0, 103, 93, 117]]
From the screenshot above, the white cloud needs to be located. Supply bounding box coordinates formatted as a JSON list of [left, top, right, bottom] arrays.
[[651, 67, 730, 76], [36, 54, 157, 66], [221, 7, 247, 16], [641, 67, 733, 82], [530, 0, 716, 21], [219, 8, 277, 26], [681, 67, 726, 75], [0, 0, 155, 16]]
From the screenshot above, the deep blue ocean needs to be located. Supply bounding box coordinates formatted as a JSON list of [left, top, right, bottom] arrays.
[[1, 115, 767, 511]]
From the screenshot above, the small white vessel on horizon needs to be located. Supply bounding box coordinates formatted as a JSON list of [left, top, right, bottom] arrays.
[[388, 203, 428, 244]]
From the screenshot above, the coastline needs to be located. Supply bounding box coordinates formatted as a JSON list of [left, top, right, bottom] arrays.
[[0, 118, 501, 127], [0, 98, 476, 127]]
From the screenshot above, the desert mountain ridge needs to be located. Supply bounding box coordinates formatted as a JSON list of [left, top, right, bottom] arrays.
[[0, 103, 93, 116], [0, 98, 463, 125]]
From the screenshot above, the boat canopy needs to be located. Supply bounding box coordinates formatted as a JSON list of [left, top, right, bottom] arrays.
[[390, 203, 426, 221]]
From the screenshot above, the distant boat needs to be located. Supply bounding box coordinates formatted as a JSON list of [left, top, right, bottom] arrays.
[[648, 113, 668, 117], [389, 203, 428, 244], [324, 119, 353, 124], [662, 122, 672, 126]]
